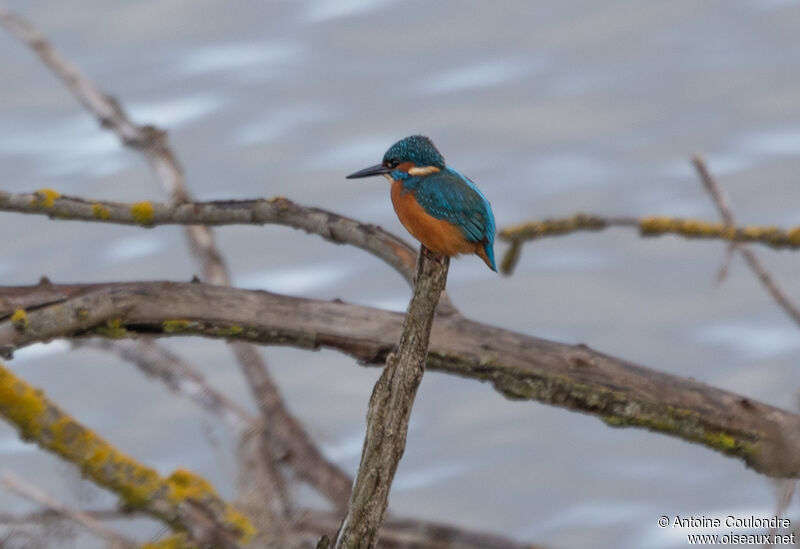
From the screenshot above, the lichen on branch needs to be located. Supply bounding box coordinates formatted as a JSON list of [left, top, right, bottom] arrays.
[[500, 214, 800, 274], [0, 360, 253, 547]]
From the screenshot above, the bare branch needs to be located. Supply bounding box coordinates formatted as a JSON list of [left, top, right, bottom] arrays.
[[2, 474, 136, 549], [691, 156, 800, 326], [0, 508, 132, 525], [2, 281, 800, 479], [335, 252, 449, 547], [0, 190, 422, 285], [0, 359, 253, 548], [500, 213, 800, 274], [7, 187, 800, 287]]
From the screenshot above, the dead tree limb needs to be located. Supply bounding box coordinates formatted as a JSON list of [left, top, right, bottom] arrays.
[[499, 214, 800, 274], [0, 190, 417, 287], [335, 252, 449, 548], [4, 189, 799, 278], [2, 280, 800, 479]]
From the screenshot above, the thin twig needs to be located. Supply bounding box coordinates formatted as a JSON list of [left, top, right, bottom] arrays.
[[74, 338, 254, 428], [691, 156, 800, 326], [2, 474, 136, 549], [0, 190, 419, 286], [762, 479, 796, 548], [0, 508, 131, 525], [4, 188, 800, 267], [335, 250, 450, 548], [690, 156, 738, 282], [500, 211, 800, 274]]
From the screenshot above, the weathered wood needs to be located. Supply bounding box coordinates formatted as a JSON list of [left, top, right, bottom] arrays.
[[335, 252, 449, 548], [2, 281, 799, 479]]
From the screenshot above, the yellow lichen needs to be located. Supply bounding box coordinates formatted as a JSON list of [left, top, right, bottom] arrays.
[[10, 309, 28, 331], [225, 505, 257, 543], [0, 365, 47, 440], [741, 225, 765, 240], [30, 188, 60, 208], [0, 362, 255, 541], [162, 319, 191, 333], [166, 468, 215, 504], [91, 203, 111, 220], [722, 226, 737, 241], [95, 318, 127, 339], [215, 325, 243, 338], [165, 469, 254, 542], [702, 430, 752, 456], [639, 216, 673, 234], [131, 201, 155, 225]]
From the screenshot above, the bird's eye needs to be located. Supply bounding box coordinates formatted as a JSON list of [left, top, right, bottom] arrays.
[[385, 159, 399, 169]]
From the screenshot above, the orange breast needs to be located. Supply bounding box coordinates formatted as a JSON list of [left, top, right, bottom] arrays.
[[391, 180, 477, 257]]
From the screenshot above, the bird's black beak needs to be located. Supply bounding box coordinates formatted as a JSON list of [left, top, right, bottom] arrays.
[[346, 164, 391, 179]]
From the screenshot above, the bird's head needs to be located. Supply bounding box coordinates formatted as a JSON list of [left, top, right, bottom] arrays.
[[346, 135, 446, 181]]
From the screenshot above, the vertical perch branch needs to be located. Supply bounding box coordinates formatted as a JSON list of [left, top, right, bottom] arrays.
[[334, 249, 450, 549]]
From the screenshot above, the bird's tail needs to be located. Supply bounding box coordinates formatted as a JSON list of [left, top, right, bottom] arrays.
[[477, 241, 497, 272]]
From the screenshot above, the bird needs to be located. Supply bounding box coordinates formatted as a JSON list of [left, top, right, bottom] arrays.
[[346, 135, 497, 272]]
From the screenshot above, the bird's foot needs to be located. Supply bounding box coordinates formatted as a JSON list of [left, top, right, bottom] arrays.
[[421, 246, 448, 265]]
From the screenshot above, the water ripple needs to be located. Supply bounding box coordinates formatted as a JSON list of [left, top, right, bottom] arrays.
[[235, 262, 355, 294], [304, 0, 394, 22], [102, 234, 168, 263], [418, 58, 539, 95], [691, 321, 800, 360], [233, 105, 336, 146], [393, 461, 471, 491], [13, 341, 71, 363], [176, 41, 299, 76], [128, 93, 223, 128], [0, 114, 124, 178], [735, 127, 800, 157]]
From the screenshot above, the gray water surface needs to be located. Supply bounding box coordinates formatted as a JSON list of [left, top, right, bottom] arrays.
[[2, 2, 800, 548]]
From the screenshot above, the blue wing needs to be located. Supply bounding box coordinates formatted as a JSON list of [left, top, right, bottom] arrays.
[[410, 167, 496, 246]]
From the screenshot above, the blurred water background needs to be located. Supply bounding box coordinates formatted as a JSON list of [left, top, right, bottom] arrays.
[[1, 1, 800, 547]]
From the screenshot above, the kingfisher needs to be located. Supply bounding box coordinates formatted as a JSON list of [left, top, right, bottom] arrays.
[[346, 135, 497, 272]]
